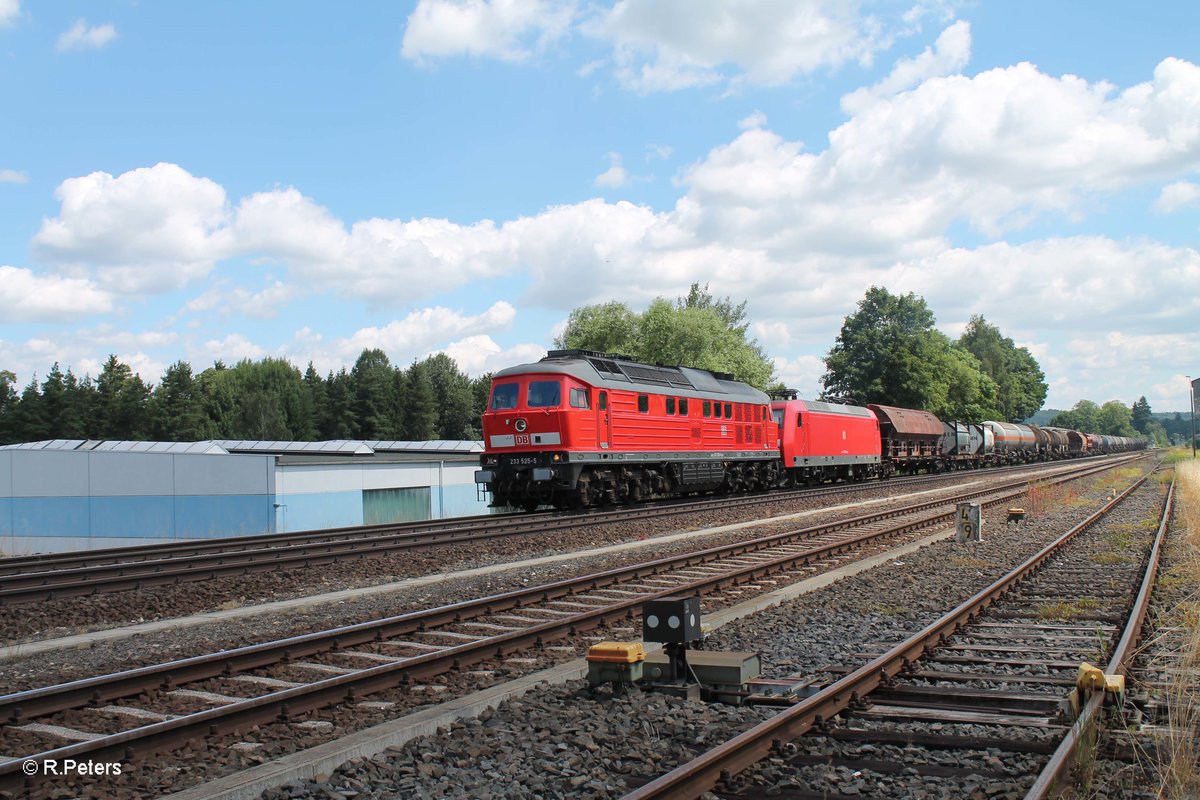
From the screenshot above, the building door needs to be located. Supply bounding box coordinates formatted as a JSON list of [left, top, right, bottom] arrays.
[[363, 486, 431, 524]]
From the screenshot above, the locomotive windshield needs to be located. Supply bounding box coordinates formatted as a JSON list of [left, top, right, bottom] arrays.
[[527, 380, 562, 408], [490, 383, 519, 410], [771, 408, 784, 431]]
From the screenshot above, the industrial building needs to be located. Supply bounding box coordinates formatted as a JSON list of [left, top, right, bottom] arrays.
[[0, 439, 487, 554]]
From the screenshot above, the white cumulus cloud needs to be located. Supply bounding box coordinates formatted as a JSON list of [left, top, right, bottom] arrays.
[[336, 301, 518, 362], [56, 19, 117, 52], [196, 334, 268, 366], [1155, 180, 1200, 213], [402, 0, 578, 64], [0, 0, 19, 27], [841, 20, 971, 113], [678, 56, 1200, 257], [441, 335, 548, 375], [0, 265, 114, 321], [594, 152, 629, 188], [590, 0, 889, 92], [33, 163, 231, 293]]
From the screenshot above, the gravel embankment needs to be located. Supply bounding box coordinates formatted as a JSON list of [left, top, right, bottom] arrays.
[[233, 468, 1162, 800]]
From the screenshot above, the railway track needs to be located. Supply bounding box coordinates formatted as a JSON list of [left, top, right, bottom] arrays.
[[625, 468, 1171, 799], [0, 459, 1115, 607], [0, 456, 1134, 795]]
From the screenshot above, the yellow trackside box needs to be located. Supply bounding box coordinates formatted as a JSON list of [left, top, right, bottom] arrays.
[[587, 642, 646, 664]]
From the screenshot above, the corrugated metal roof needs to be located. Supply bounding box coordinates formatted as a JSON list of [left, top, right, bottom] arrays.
[[212, 440, 376, 456], [367, 440, 483, 453], [2, 439, 483, 457], [0, 440, 229, 454], [0, 440, 84, 451]]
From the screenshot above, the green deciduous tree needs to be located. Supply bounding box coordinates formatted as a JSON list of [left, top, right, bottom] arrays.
[[958, 316, 1048, 422], [1050, 400, 1101, 433], [556, 283, 775, 387], [1096, 400, 1137, 437], [821, 287, 1001, 420]]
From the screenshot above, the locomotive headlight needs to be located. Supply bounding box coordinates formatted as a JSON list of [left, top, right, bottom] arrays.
[[552, 453, 562, 462], [515, 418, 527, 432]]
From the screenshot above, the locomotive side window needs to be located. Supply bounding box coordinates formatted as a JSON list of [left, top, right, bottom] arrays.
[[713, 403, 722, 418], [703, 400, 711, 417], [569, 388, 590, 409], [599, 392, 607, 410], [771, 408, 784, 431], [490, 383, 519, 410], [666, 397, 676, 415], [527, 381, 562, 408], [796, 413, 803, 428], [724, 403, 733, 418], [679, 398, 689, 415], [637, 394, 649, 413]]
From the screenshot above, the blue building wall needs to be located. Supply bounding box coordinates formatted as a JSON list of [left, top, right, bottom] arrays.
[[276, 461, 490, 532], [0, 450, 276, 554], [0, 448, 490, 554]]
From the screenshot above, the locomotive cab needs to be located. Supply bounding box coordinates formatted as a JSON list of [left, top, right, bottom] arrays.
[[477, 371, 598, 509]]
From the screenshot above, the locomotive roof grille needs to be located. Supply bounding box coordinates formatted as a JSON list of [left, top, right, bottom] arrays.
[[619, 363, 695, 388], [523, 348, 764, 400]]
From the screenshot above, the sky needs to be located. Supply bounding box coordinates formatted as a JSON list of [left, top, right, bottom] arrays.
[[1, 0, 1198, 416]]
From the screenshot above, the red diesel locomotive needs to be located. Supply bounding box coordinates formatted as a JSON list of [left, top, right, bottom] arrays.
[[475, 350, 779, 510]]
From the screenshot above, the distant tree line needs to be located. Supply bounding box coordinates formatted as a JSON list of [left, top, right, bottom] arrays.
[[1051, 396, 1172, 447], [0, 351, 491, 445]]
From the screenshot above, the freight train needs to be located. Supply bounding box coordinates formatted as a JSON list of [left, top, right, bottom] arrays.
[[474, 350, 1145, 510]]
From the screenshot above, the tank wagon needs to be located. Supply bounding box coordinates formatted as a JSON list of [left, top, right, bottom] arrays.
[[476, 352, 1148, 510], [939, 421, 994, 468]]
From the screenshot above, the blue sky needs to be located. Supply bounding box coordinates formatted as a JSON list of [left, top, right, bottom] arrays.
[[1, 0, 1198, 415]]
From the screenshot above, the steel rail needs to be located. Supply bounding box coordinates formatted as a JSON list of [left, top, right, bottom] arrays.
[[0, 458, 1125, 607], [0, 456, 1125, 580], [1023, 476, 1175, 798], [0, 469, 934, 576], [622, 470, 1158, 800], [0, 466, 1072, 722], [0, 463, 1123, 791]]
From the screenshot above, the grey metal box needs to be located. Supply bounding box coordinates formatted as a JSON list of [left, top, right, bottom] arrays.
[[642, 596, 701, 644]]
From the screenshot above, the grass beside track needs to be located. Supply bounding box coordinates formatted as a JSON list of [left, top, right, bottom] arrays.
[[1152, 457, 1200, 798]]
